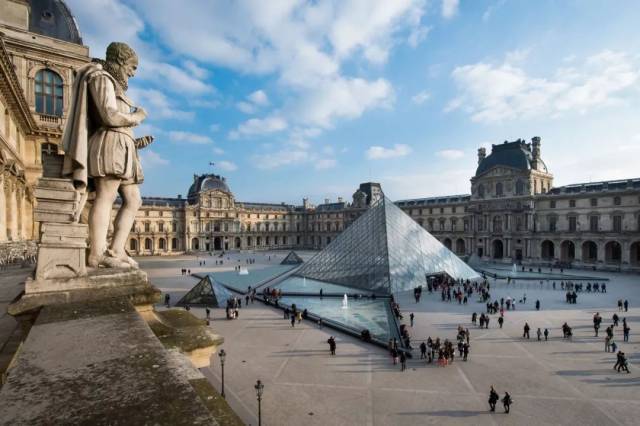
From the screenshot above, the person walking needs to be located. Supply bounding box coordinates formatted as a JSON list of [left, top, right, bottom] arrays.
[[420, 341, 427, 359], [624, 300, 629, 312], [410, 313, 415, 327], [400, 351, 407, 371], [616, 351, 630, 373], [502, 392, 513, 414], [613, 313, 619, 327], [328, 336, 336, 355], [488, 386, 499, 412], [535, 300, 540, 311], [544, 328, 549, 341], [623, 322, 630, 342], [290, 314, 296, 327], [164, 293, 171, 308], [205, 308, 211, 320], [523, 322, 530, 339], [498, 316, 504, 329], [537, 328, 542, 341]]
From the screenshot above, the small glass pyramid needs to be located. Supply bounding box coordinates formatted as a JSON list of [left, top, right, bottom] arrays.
[[294, 196, 479, 294], [176, 275, 234, 307], [280, 251, 304, 265]]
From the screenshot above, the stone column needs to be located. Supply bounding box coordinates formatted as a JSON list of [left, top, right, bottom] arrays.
[[0, 175, 6, 241], [16, 186, 23, 241], [5, 178, 16, 241]]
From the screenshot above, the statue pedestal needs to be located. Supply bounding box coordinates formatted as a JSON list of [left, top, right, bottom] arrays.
[[34, 222, 87, 281]]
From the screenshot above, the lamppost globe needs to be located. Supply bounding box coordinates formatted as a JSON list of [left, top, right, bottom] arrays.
[[255, 379, 264, 398], [218, 349, 226, 365]]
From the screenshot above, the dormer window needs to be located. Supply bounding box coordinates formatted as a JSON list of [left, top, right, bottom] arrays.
[[35, 69, 63, 116]]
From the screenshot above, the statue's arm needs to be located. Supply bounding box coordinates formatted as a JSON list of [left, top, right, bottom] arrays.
[[88, 74, 146, 128], [135, 136, 154, 149]]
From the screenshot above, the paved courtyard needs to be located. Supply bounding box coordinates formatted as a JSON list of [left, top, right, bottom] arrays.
[[142, 252, 640, 426]]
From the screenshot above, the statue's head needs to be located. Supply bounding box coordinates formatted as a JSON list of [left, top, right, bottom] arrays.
[[105, 42, 138, 87]]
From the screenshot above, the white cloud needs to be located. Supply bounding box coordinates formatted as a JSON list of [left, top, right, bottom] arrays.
[[212, 147, 225, 155], [217, 160, 238, 171], [411, 90, 431, 105], [229, 116, 288, 139], [482, 0, 505, 22], [366, 144, 412, 160], [253, 150, 310, 170], [138, 59, 214, 95], [437, 149, 465, 160], [408, 25, 431, 48], [139, 149, 169, 167], [209, 123, 221, 132], [447, 50, 640, 123], [236, 101, 257, 114], [129, 0, 422, 131], [168, 131, 213, 144], [248, 90, 269, 106], [442, 0, 460, 19], [315, 158, 337, 170], [128, 87, 194, 121], [183, 60, 209, 79]]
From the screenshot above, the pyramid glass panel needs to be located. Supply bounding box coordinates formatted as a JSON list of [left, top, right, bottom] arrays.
[[294, 196, 479, 294], [176, 275, 234, 307], [280, 251, 304, 265]]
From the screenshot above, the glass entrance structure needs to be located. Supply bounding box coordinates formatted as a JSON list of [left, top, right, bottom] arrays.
[[294, 196, 479, 294], [176, 275, 234, 307]]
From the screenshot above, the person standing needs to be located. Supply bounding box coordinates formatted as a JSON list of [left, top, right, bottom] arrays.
[[498, 316, 504, 329], [523, 322, 530, 339], [537, 328, 542, 341], [205, 308, 210, 320], [164, 293, 171, 308], [328, 336, 336, 355], [624, 300, 629, 312], [410, 313, 415, 327], [544, 328, 549, 341], [400, 351, 407, 371], [623, 321, 630, 342], [502, 392, 513, 414], [488, 386, 499, 412], [535, 300, 540, 311], [420, 341, 427, 359]]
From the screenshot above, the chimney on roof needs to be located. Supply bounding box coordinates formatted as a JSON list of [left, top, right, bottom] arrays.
[[338, 197, 343, 203], [477, 147, 486, 165], [531, 136, 541, 169], [324, 198, 330, 204], [177, 194, 182, 199]]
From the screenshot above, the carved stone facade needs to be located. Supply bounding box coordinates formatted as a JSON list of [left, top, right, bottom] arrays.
[[0, 0, 89, 249], [397, 138, 640, 271]]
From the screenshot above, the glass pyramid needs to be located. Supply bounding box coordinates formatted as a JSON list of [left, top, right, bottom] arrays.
[[280, 250, 304, 265], [176, 275, 234, 307], [294, 196, 479, 294]]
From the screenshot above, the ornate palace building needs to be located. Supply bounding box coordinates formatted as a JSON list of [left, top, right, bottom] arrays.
[[125, 137, 640, 272], [1, 1, 639, 271], [0, 0, 89, 258]]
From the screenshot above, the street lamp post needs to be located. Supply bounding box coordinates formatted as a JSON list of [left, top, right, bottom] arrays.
[[218, 349, 226, 398], [255, 379, 264, 426]]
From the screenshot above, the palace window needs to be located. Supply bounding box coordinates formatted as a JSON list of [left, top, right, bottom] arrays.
[[548, 216, 557, 232], [495, 182, 503, 196], [144, 222, 150, 232], [613, 215, 622, 232], [35, 69, 63, 116], [550, 200, 556, 208], [589, 216, 599, 232], [614, 196, 621, 206], [515, 180, 525, 195], [569, 199, 576, 208], [158, 222, 164, 232], [569, 216, 577, 232], [477, 184, 485, 198], [590, 198, 598, 207]]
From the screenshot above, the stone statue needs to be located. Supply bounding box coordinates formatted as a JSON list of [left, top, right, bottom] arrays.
[[62, 42, 153, 269]]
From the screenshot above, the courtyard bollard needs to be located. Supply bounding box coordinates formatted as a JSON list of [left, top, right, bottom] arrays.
[[218, 349, 226, 398], [255, 379, 264, 426]]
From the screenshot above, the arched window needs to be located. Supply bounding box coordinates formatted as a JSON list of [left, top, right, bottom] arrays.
[[129, 239, 138, 251], [495, 182, 503, 196], [144, 238, 153, 250], [477, 184, 485, 198], [515, 180, 525, 195], [158, 238, 166, 250], [35, 69, 63, 116], [171, 238, 178, 250]]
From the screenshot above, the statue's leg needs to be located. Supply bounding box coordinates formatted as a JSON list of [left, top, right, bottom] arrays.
[[110, 183, 142, 267], [88, 177, 121, 267]]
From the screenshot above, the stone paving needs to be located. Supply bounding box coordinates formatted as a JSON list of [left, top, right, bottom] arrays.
[[146, 253, 640, 425]]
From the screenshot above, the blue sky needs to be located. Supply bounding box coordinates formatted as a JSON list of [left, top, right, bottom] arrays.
[[66, 0, 640, 204]]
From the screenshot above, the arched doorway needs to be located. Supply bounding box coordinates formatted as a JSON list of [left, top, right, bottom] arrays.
[[455, 238, 465, 255], [214, 236, 222, 251], [235, 237, 241, 249], [443, 238, 452, 251], [256, 236, 262, 246], [582, 241, 597, 263], [492, 240, 504, 259], [247, 236, 253, 247], [144, 238, 153, 251], [560, 241, 575, 262], [541, 240, 555, 260], [605, 241, 622, 264], [191, 238, 199, 251], [129, 239, 138, 251], [631, 241, 640, 266], [171, 238, 178, 250], [158, 238, 166, 250]]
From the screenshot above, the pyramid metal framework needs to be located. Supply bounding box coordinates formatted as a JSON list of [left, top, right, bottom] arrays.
[[176, 275, 234, 307], [294, 196, 479, 294], [280, 251, 304, 265]]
